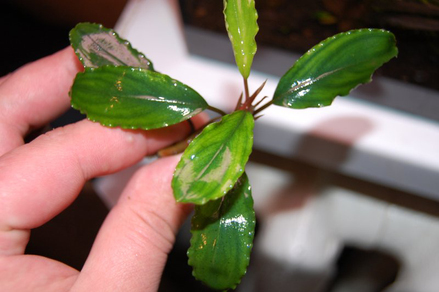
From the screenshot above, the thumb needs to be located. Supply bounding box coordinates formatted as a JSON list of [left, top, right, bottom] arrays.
[[71, 155, 191, 292]]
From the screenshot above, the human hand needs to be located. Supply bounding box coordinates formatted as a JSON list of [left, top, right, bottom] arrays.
[[0, 47, 205, 291]]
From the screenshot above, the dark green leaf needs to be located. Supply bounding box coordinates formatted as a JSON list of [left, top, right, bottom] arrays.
[[224, 0, 259, 79], [69, 22, 153, 69], [70, 66, 208, 129], [188, 173, 256, 290], [273, 29, 398, 109], [172, 110, 254, 204]]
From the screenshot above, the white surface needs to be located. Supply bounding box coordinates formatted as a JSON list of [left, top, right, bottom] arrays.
[[245, 161, 439, 292], [116, 0, 187, 72]]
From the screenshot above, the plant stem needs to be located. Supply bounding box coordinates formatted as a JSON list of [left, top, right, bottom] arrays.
[[187, 119, 196, 133], [243, 77, 250, 101], [157, 116, 222, 157], [238, 80, 267, 112], [253, 96, 268, 108], [208, 105, 227, 116], [234, 92, 244, 111], [248, 80, 267, 105], [253, 99, 273, 116], [157, 127, 202, 157]]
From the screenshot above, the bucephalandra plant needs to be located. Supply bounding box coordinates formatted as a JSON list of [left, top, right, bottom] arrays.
[[68, 0, 398, 290]]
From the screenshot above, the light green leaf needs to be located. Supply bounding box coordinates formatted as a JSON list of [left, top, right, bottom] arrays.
[[273, 29, 398, 109], [172, 110, 254, 204], [70, 66, 208, 129], [188, 173, 256, 290], [69, 22, 153, 69], [224, 0, 259, 79]]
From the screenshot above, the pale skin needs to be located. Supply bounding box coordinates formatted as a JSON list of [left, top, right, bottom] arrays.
[[0, 47, 206, 291]]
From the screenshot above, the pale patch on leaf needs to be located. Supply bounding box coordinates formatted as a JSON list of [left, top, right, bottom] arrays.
[[173, 111, 254, 204], [70, 23, 153, 69]]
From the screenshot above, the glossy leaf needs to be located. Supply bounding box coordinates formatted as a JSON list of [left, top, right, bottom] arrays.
[[172, 110, 254, 204], [70, 66, 208, 129], [69, 22, 153, 69], [188, 173, 256, 291], [273, 29, 398, 109], [224, 0, 259, 79]]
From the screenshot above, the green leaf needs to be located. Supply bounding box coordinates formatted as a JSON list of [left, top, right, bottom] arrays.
[[224, 0, 259, 79], [69, 22, 153, 70], [188, 173, 256, 291], [172, 110, 254, 205], [70, 66, 208, 129], [273, 29, 398, 109]]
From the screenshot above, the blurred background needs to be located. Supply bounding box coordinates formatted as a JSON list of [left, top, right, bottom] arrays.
[[2, 0, 439, 291]]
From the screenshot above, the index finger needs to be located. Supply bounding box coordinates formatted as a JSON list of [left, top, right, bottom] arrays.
[[0, 47, 83, 154]]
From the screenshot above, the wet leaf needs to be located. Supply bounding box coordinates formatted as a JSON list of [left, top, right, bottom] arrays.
[[70, 66, 207, 129], [224, 0, 259, 79], [172, 110, 254, 204], [273, 29, 398, 109], [69, 22, 153, 69], [188, 173, 255, 291]]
